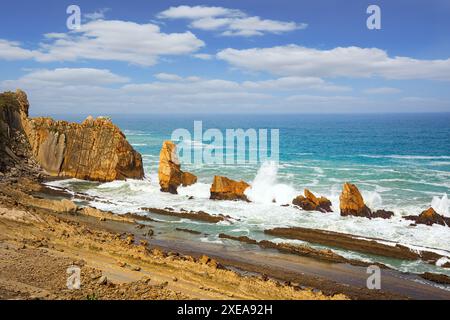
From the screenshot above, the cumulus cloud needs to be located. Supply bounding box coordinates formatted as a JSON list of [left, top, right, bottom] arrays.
[[158, 5, 306, 37], [0, 20, 204, 66], [2, 68, 129, 88], [217, 45, 450, 81], [0, 69, 352, 114], [0, 40, 37, 60], [2, 69, 447, 114], [38, 20, 204, 66]]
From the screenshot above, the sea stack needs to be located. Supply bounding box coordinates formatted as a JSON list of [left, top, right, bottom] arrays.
[[339, 183, 371, 217], [405, 208, 450, 227], [158, 140, 197, 194], [339, 182, 393, 219], [210, 176, 250, 201], [293, 189, 332, 213], [1, 90, 144, 182], [339, 182, 394, 219]]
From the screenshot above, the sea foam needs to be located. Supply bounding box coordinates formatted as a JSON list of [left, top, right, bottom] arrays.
[[431, 193, 449, 217], [245, 161, 298, 205]]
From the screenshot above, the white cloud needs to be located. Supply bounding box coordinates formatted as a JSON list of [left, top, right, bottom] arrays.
[[217, 45, 450, 81], [243, 77, 351, 92], [1, 70, 271, 114], [158, 5, 305, 37], [363, 87, 401, 94], [2, 68, 129, 88], [2, 69, 448, 114], [0, 20, 204, 66], [0, 40, 37, 60], [84, 8, 110, 21], [154, 73, 184, 81], [157, 5, 241, 20], [38, 20, 204, 66], [193, 53, 213, 60]]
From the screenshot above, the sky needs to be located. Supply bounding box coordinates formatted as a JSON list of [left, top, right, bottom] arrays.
[[0, 0, 450, 115]]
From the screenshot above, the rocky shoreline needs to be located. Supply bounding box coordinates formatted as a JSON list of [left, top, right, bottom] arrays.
[[0, 177, 348, 300], [1, 89, 450, 300]]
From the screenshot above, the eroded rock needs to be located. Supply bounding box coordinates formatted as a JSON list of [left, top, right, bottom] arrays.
[[340, 183, 371, 217], [293, 189, 332, 213], [158, 141, 182, 193], [158, 141, 197, 193], [210, 176, 250, 201], [24, 115, 144, 182], [1, 90, 144, 182], [405, 208, 450, 227], [181, 171, 197, 187], [339, 183, 393, 219]]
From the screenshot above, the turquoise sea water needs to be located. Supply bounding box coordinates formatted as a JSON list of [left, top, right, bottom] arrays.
[[46, 113, 450, 275]]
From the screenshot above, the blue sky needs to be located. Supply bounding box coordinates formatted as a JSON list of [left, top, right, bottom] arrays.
[[1, 0, 450, 114]]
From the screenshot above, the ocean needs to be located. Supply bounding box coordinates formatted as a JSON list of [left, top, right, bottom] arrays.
[[45, 113, 450, 275]]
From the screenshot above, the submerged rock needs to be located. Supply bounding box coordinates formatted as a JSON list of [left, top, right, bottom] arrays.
[[371, 209, 395, 219], [339, 183, 393, 219], [293, 189, 332, 213], [158, 140, 197, 193], [405, 208, 450, 227], [210, 176, 250, 201]]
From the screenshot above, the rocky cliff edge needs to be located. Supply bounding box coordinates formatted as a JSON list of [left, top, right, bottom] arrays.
[[0, 90, 144, 182]]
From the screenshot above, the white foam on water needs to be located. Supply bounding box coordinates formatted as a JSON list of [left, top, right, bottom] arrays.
[[359, 154, 450, 160], [44, 158, 450, 273], [431, 193, 449, 217], [436, 257, 450, 267], [178, 183, 211, 199], [362, 190, 383, 210], [245, 161, 298, 205], [131, 143, 148, 146]]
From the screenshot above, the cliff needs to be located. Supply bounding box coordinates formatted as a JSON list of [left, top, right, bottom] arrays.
[[0, 90, 144, 182], [0, 90, 38, 176]]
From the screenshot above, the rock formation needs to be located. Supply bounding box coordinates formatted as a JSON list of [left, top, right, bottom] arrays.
[[0, 90, 40, 177], [293, 189, 332, 213], [340, 183, 371, 217], [181, 172, 197, 187], [1, 90, 144, 182], [210, 176, 250, 201], [405, 208, 450, 227], [340, 183, 393, 219], [24, 116, 144, 182], [158, 140, 197, 193]]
